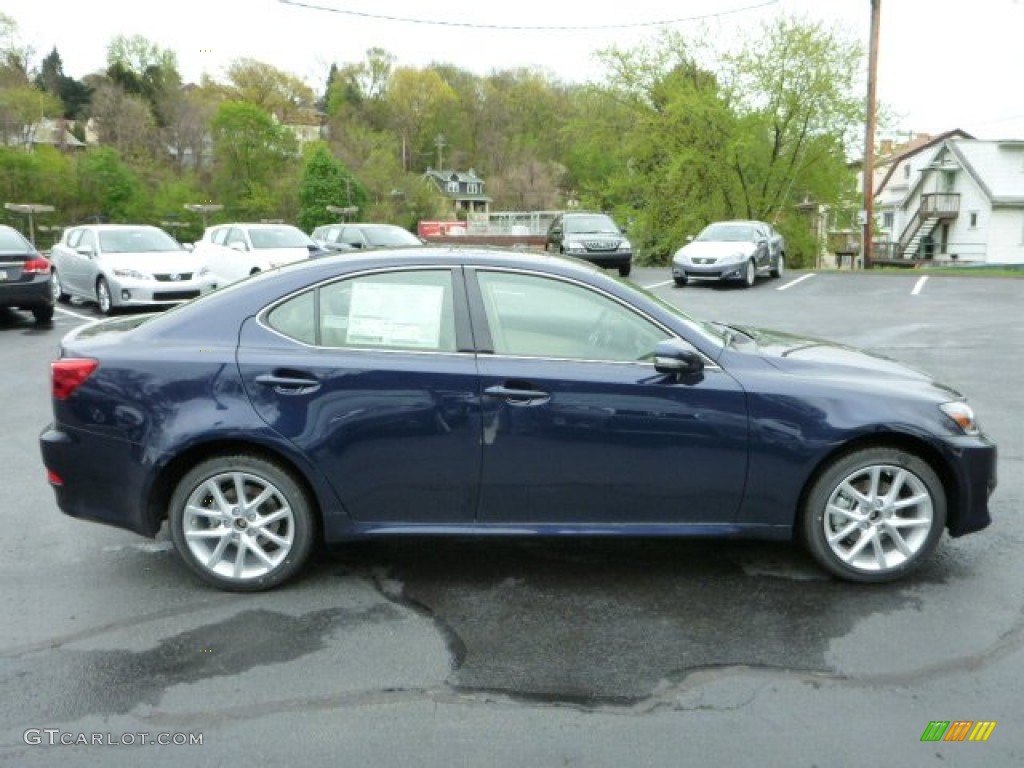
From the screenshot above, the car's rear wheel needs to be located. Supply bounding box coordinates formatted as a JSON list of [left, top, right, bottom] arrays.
[[32, 304, 54, 323], [51, 270, 70, 303], [741, 259, 756, 288], [771, 253, 785, 279], [169, 454, 316, 592], [96, 277, 114, 315], [618, 263, 632, 277], [800, 447, 946, 583]]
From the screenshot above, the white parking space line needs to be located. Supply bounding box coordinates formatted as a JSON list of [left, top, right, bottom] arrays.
[[911, 276, 929, 296], [55, 306, 96, 322], [777, 273, 816, 291], [642, 280, 674, 290]]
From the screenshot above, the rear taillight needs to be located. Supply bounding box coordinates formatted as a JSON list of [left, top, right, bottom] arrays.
[[23, 257, 50, 275], [52, 359, 99, 400]]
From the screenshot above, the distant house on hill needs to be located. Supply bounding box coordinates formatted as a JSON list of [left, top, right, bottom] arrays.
[[423, 168, 492, 217]]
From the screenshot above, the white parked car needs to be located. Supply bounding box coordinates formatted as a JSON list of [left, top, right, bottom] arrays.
[[49, 224, 215, 315], [192, 223, 319, 286]]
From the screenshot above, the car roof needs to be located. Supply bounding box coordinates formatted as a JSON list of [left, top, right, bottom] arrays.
[[210, 222, 302, 230]]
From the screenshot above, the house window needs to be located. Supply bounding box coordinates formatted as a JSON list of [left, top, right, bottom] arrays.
[[969, 212, 978, 229], [446, 181, 458, 193], [882, 212, 894, 230], [467, 183, 479, 194]]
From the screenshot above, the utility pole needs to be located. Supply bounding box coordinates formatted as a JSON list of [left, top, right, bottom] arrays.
[[862, 0, 882, 269], [435, 133, 447, 170]]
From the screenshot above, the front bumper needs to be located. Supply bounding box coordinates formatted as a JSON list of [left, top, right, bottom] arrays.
[[942, 433, 998, 537], [672, 261, 748, 282], [569, 250, 633, 269], [110, 276, 216, 308]]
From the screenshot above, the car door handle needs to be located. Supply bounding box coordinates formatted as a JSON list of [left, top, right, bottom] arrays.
[[254, 372, 321, 394], [484, 384, 551, 406]]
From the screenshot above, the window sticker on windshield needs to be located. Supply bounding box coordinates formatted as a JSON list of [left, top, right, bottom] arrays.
[[348, 283, 444, 348]]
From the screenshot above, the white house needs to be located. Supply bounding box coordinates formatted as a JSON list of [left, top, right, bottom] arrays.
[[876, 137, 1024, 264]]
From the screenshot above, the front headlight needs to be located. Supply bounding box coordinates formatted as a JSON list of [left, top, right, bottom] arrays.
[[564, 242, 586, 253], [940, 401, 980, 435], [198, 266, 211, 277], [673, 249, 690, 265], [112, 268, 149, 280], [617, 239, 632, 253], [720, 251, 747, 265]]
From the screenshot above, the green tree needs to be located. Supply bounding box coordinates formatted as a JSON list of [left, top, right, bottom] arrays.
[[34, 47, 91, 118], [296, 142, 365, 232], [76, 147, 146, 222], [224, 59, 315, 122], [210, 101, 298, 219]]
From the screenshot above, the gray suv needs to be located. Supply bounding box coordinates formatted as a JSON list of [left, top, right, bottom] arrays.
[[545, 212, 633, 277]]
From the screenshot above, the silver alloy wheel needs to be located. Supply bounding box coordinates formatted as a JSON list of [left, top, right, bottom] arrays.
[[821, 463, 934, 573], [51, 270, 67, 302], [96, 278, 112, 314], [743, 259, 756, 287], [181, 470, 296, 582]]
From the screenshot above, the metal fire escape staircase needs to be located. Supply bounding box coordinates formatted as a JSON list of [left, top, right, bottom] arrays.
[[897, 193, 960, 259]]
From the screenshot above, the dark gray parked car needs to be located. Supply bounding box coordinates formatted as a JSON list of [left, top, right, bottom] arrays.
[[544, 212, 633, 277], [0, 225, 54, 323]]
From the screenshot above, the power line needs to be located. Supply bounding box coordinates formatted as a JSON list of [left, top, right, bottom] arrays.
[[277, 0, 780, 31]]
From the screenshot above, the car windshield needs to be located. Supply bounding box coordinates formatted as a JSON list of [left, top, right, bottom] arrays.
[[99, 229, 182, 253], [565, 215, 620, 235], [0, 228, 33, 252], [697, 223, 756, 242], [249, 227, 313, 249], [363, 227, 421, 247]]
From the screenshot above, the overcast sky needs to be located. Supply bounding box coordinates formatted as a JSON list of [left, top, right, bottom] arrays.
[[5, 0, 1024, 141]]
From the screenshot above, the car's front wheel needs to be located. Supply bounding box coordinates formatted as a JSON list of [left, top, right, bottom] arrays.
[[673, 275, 688, 287], [741, 259, 756, 288], [169, 454, 316, 591], [51, 270, 70, 303], [96, 277, 114, 315], [800, 447, 946, 583], [618, 263, 632, 277]]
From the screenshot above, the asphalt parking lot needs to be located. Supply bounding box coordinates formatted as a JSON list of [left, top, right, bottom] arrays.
[[1, 267, 1022, 767]]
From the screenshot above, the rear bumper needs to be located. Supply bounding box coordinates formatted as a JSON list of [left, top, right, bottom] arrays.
[[39, 424, 158, 537], [0, 276, 53, 308]]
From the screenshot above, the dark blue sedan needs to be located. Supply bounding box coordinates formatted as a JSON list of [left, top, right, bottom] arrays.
[[39, 249, 997, 590]]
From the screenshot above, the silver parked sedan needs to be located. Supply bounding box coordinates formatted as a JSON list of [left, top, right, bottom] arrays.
[[49, 225, 215, 314], [672, 220, 785, 288]]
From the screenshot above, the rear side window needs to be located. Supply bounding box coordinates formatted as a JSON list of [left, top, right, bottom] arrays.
[[266, 270, 457, 352]]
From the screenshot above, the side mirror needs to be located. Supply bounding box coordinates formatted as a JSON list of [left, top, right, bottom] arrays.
[[228, 241, 247, 252], [182, 243, 194, 252], [653, 339, 705, 376], [76, 246, 95, 257], [685, 235, 695, 243]]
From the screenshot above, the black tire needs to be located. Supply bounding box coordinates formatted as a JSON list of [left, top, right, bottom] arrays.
[[741, 259, 756, 288], [168, 454, 317, 592], [618, 263, 632, 277], [799, 447, 946, 583], [770, 253, 785, 279], [96, 277, 114, 315], [673, 275, 688, 287], [32, 304, 54, 323], [51, 270, 70, 303]]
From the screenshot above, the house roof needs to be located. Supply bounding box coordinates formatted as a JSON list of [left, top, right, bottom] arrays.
[[945, 140, 1024, 205], [874, 129, 974, 196], [424, 168, 484, 184]]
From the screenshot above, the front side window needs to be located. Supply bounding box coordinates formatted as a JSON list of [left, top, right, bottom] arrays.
[[267, 270, 457, 352], [476, 271, 666, 362]]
